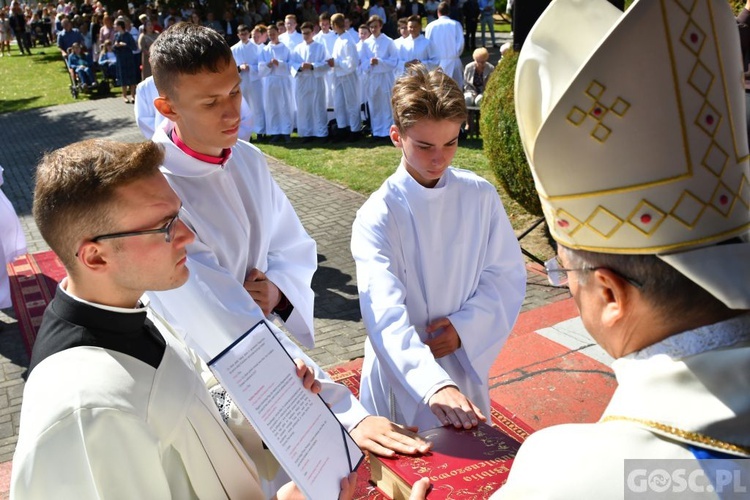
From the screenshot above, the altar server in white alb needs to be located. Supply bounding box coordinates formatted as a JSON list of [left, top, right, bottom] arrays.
[[146, 24, 432, 495], [352, 65, 526, 430], [314, 13, 337, 109], [291, 22, 331, 141], [360, 15, 397, 139], [259, 23, 295, 142], [425, 2, 464, 86], [393, 18, 410, 77], [405, 15, 436, 70], [231, 25, 265, 141], [328, 13, 362, 140], [490, 0, 750, 498], [0, 165, 26, 309]]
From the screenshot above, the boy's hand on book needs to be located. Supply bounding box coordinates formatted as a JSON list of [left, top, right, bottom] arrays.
[[410, 477, 431, 499], [429, 387, 486, 429], [350, 416, 432, 457], [243, 268, 282, 315], [424, 318, 461, 358], [294, 358, 321, 394]]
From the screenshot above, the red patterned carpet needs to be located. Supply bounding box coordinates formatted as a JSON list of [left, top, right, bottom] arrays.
[[329, 359, 535, 499], [7, 251, 66, 355]]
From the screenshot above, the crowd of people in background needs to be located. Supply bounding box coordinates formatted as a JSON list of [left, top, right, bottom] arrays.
[[1, 0, 506, 140]]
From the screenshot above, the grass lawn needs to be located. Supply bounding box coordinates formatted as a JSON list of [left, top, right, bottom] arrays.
[[0, 43, 112, 114], [257, 136, 539, 234], [2, 33, 549, 256]]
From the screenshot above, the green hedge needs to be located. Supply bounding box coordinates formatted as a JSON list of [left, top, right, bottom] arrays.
[[480, 51, 544, 217]]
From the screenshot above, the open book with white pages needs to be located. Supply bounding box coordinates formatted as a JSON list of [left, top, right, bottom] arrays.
[[208, 320, 364, 498]]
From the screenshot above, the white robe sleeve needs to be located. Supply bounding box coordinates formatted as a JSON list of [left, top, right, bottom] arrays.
[[11, 410, 175, 499], [146, 243, 369, 432], [352, 202, 455, 409], [259, 169, 318, 343], [445, 197, 526, 386]]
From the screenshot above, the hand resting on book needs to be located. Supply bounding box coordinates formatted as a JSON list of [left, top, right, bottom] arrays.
[[429, 386, 486, 429], [350, 416, 432, 457]]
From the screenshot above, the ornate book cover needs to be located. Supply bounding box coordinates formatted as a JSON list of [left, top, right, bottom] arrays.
[[370, 422, 522, 499]]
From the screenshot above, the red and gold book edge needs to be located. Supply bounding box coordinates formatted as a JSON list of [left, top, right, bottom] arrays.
[[369, 422, 522, 499]]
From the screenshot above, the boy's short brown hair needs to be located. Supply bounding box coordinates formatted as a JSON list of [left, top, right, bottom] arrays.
[[331, 13, 345, 29], [150, 22, 233, 99], [33, 140, 164, 273], [391, 64, 467, 132]]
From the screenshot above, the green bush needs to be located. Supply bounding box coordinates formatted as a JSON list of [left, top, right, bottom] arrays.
[[480, 51, 544, 217]]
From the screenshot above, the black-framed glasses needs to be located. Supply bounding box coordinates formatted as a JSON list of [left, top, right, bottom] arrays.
[[544, 257, 642, 289], [91, 211, 181, 244]]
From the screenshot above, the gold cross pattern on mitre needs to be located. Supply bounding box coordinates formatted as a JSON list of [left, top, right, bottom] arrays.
[[515, 0, 750, 255]]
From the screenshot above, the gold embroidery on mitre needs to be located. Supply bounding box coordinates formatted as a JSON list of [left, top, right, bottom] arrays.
[[552, 208, 583, 236], [670, 190, 708, 228], [585, 206, 624, 239], [566, 80, 630, 143], [627, 200, 668, 236], [688, 60, 714, 97], [695, 102, 721, 137], [738, 174, 750, 208], [709, 181, 736, 216], [680, 19, 706, 56], [701, 141, 728, 176], [526, 0, 749, 254]]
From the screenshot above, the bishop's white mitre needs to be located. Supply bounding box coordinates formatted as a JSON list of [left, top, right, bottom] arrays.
[[515, 0, 750, 308]]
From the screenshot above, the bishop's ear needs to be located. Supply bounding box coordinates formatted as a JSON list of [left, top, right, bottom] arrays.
[[592, 268, 631, 328]]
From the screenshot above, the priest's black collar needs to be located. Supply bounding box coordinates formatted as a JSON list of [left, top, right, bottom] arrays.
[[28, 285, 166, 375], [52, 286, 149, 334]]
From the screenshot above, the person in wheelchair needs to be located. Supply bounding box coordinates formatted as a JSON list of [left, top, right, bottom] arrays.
[[98, 39, 117, 82], [67, 42, 98, 91]]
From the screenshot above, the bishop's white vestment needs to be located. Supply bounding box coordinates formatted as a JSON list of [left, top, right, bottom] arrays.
[[494, 314, 750, 500], [352, 165, 526, 429]]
